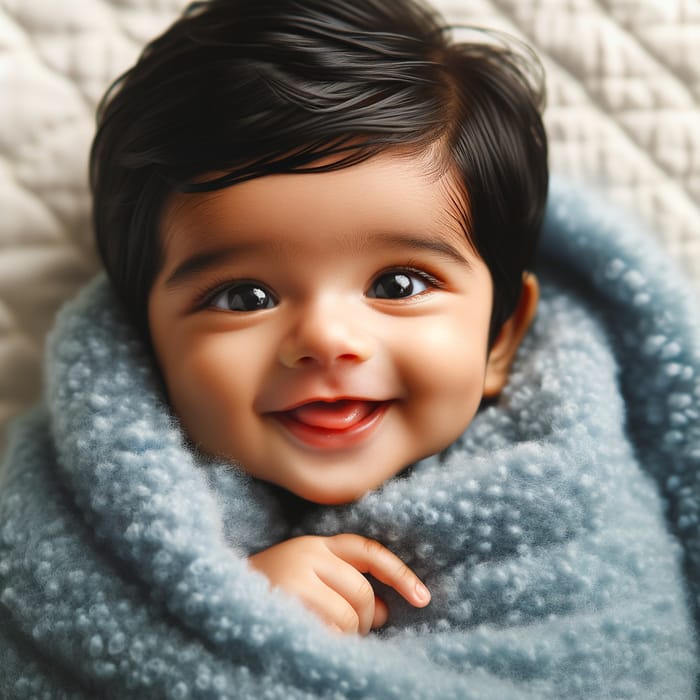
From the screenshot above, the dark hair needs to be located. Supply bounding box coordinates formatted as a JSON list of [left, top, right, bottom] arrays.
[[90, 0, 548, 344]]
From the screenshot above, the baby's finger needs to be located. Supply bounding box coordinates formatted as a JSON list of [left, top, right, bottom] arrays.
[[306, 581, 362, 634], [327, 534, 431, 608], [315, 560, 376, 635], [371, 597, 389, 629]]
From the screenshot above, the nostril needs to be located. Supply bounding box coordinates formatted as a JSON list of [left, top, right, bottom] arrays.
[[278, 333, 372, 368]]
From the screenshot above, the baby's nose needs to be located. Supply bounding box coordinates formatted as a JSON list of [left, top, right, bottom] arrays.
[[277, 300, 373, 369]]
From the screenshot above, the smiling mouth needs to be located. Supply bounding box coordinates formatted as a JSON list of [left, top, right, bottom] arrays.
[[270, 399, 391, 450]]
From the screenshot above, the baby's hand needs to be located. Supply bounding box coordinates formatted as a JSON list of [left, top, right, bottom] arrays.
[[248, 534, 430, 635]]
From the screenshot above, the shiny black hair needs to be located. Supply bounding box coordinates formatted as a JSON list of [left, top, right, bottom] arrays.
[[90, 0, 548, 344]]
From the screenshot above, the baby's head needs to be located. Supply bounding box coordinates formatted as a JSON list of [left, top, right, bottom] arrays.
[[90, 0, 547, 504]]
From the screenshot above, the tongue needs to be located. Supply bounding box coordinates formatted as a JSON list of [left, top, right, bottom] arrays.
[[289, 400, 376, 430]]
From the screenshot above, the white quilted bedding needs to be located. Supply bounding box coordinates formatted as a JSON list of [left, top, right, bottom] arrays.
[[1, 0, 699, 452]]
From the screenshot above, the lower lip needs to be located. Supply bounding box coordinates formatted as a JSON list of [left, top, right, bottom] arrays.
[[270, 402, 391, 451]]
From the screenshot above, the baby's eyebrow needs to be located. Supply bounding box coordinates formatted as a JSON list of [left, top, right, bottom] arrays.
[[164, 244, 256, 289], [164, 230, 472, 289], [369, 232, 472, 267]]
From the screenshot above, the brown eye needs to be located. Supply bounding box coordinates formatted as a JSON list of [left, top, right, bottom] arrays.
[[211, 283, 277, 311], [368, 270, 429, 299]]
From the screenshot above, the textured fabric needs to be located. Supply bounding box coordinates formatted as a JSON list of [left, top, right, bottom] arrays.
[[1, 179, 699, 698]]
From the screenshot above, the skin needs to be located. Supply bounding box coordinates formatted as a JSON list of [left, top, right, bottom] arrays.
[[148, 150, 538, 634]]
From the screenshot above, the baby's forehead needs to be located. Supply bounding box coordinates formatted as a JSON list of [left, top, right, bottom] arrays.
[[159, 153, 471, 247], [167, 141, 465, 210]]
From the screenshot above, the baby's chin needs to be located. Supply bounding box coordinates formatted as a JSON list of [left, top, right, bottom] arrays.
[[284, 479, 383, 507], [211, 415, 468, 506], [275, 452, 441, 507]]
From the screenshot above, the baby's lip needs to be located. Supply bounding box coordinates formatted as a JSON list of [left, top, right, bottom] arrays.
[[280, 399, 381, 430], [267, 398, 392, 450]]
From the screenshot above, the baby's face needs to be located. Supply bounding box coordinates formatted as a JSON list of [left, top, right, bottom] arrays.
[[148, 151, 496, 504]]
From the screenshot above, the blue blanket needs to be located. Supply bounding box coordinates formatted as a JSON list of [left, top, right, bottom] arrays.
[[1, 179, 699, 698]]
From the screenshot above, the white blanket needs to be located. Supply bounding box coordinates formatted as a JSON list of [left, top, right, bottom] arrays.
[[1, 0, 699, 451]]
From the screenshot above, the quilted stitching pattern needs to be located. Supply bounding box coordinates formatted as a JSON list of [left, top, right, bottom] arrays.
[[1, 0, 699, 451]]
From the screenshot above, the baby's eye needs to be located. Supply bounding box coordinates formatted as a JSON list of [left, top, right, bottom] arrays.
[[367, 269, 432, 299], [209, 282, 277, 312]]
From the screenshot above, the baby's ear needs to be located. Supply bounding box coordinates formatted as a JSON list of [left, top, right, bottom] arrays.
[[483, 273, 539, 398]]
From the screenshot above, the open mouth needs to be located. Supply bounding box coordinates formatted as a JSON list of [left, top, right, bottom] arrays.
[[270, 399, 390, 450]]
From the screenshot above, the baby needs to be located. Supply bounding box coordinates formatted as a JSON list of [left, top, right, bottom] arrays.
[[91, 0, 546, 635], [3, 0, 698, 696]]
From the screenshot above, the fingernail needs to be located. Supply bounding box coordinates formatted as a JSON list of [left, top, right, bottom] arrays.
[[415, 581, 430, 604]]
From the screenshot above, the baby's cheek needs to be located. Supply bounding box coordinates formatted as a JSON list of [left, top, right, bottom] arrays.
[[165, 366, 230, 452], [434, 390, 482, 448], [402, 382, 483, 459]]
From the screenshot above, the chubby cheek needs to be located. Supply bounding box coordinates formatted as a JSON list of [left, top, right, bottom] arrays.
[[398, 319, 489, 454], [162, 336, 259, 454]]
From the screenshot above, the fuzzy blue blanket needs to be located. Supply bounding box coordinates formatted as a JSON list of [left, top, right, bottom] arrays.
[[1, 179, 699, 698]]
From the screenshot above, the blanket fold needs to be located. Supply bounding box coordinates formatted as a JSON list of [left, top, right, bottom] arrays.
[[1, 178, 699, 698]]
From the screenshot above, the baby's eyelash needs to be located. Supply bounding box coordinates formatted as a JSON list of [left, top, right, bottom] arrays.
[[190, 277, 242, 310], [381, 265, 445, 288], [411, 267, 443, 287], [365, 265, 447, 302]]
